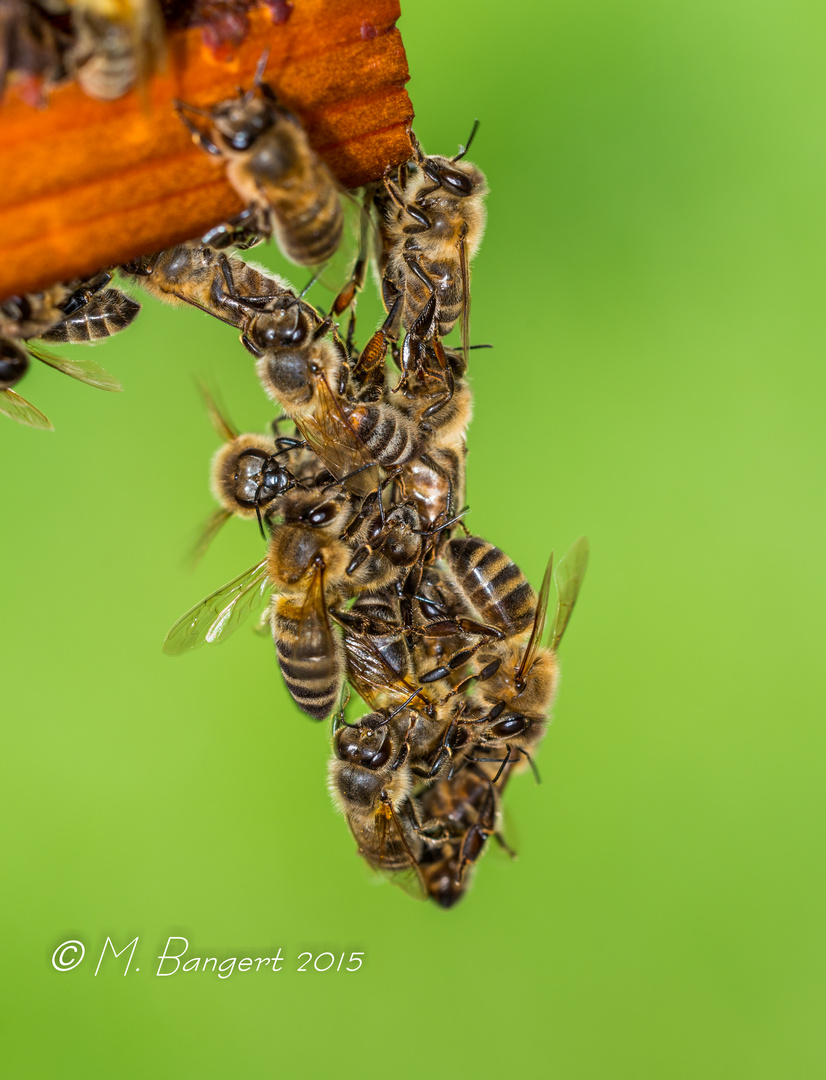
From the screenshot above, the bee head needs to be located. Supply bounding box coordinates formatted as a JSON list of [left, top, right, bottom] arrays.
[[335, 714, 393, 771], [212, 95, 274, 151], [256, 348, 313, 406]]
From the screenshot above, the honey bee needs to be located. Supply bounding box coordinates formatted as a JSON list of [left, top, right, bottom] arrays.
[[196, 387, 309, 553], [163, 489, 398, 720], [63, 0, 165, 101], [251, 320, 421, 498], [267, 490, 393, 720], [0, 275, 138, 428], [328, 709, 428, 889], [416, 758, 514, 908], [366, 124, 488, 370], [428, 535, 589, 772], [336, 589, 441, 721], [175, 54, 344, 268], [121, 244, 320, 351], [392, 359, 472, 541]]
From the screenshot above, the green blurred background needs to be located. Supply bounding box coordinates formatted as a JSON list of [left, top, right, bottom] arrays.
[[3, 0, 825, 1075]]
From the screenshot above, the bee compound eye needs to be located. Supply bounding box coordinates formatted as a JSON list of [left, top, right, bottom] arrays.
[[305, 502, 338, 527], [442, 168, 473, 195], [490, 715, 528, 739]]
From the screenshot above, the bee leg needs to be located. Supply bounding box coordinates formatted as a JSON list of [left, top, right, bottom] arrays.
[[408, 130, 426, 166], [494, 831, 518, 859], [332, 192, 372, 317], [272, 435, 307, 455], [174, 103, 224, 156], [345, 543, 377, 577], [381, 174, 407, 209], [341, 489, 379, 540], [454, 781, 497, 885], [359, 287, 402, 376], [420, 359, 456, 422], [517, 747, 541, 785], [201, 206, 266, 250], [419, 640, 502, 687], [60, 271, 112, 315], [403, 254, 438, 331]]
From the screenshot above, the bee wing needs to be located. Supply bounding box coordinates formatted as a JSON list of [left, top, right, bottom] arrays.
[[377, 799, 428, 900], [162, 558, 271, 655], [294, 558, 337, 665], [30, 345, 122, 392], [458, 234, 470, 368], [198, 381, 238, 442], [312, 190, 377, 302], [516, 551, 554, 683], [549, 536, 590, 651], [187, 508, 231, 567], [0, 387, 54, 430], [343, 632, 427, 714], [294, 369, 380, 494]]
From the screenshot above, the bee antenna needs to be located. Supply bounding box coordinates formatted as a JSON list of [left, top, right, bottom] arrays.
[[254, 494, 266, 538], [254, 49, 270, 90], [453, 119, 480, 162], [173, 98, 211, 119]]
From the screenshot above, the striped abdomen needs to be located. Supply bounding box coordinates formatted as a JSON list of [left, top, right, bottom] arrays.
[[272, 595, 342, 721], [344, 402, 419, 468], [271, 165, 343, 266], [251, 125, 344, 266], [74, 20, 137, 101], [41, 290, 140, 343], [446, 537, 537, 635]]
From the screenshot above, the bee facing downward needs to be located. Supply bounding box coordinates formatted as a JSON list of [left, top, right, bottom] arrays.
[[175, 53, 344, 269]]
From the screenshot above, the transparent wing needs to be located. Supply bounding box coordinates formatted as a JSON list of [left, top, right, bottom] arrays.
[[30, 346, 122, 392], [163, 558, 271, 655], [458, 235, 470, 368], [199, 382, 237, 443], [378, 799, 428, 899], [294, 559, 336, 666], [381, 861, 428, 901], [0, 388, 54, 430], [312, 189, 377, 303], [549, 536, 590, 651], [343, 632, 429, 714], [187, 508, 231, 567], [516, 550, 553, 683], [294, 369, 380, 496]]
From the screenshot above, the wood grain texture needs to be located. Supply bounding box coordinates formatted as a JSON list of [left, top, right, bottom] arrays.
[[0, 0, 414, 298]]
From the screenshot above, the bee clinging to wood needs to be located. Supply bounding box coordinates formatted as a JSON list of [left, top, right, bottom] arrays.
[[174, 52, 345, 269]]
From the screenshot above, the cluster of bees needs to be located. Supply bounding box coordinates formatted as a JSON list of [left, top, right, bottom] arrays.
[[0, 56, 588, 906]]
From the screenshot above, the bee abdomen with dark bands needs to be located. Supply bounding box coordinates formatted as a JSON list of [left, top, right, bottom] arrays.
[[273, 610, 341, 721], [346, 403, 419, 467], [275, 186, 343, 266], [41, 290, 141, 343], [446, 536, 537, 634]]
